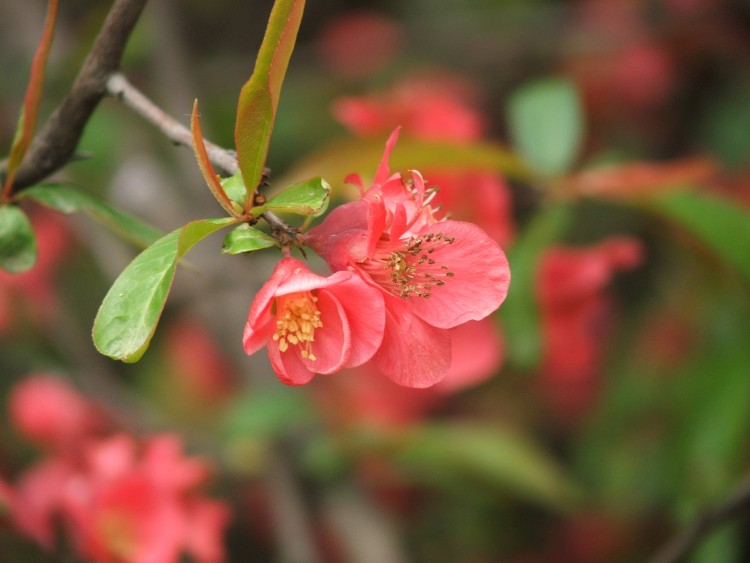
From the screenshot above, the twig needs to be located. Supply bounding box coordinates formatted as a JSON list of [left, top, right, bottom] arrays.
[[8, 0, 149, 192], [104, 72, 299, 243], [105, 72, 240, 176], [650, 476, 750, 563]]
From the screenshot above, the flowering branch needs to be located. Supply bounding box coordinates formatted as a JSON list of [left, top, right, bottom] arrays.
[[106, 72, 239, 176], [105, 72, 300, 243], [650, 476, 750, 563], [6, 0, 148, 192]]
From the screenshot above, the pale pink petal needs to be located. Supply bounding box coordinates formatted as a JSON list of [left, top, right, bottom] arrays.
[[372, 298, 451, 387], [408, 220, 510, 328]]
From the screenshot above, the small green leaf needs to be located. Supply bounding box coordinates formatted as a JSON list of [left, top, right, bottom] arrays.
[[92, 218, 235, 362], [390, 424, 579, 509], [507, 78, 584, 177], [501, 204, 573, 370], [19, 183, 162, 248], [222, 223, 277, 255], [653, 190, 750, 281], [235, 0, 305, 210], [254, 177, 330, 217], [220, 173, 248, 207], [0, 205, 37, 273]]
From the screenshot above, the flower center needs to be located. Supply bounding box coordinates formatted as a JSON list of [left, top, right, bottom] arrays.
[[272, 292, 323, 360], [364, 232, 456, 299], [99, 511, 136, 560]]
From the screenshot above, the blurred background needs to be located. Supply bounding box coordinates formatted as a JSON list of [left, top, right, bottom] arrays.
[[1, 0, 750, 561]]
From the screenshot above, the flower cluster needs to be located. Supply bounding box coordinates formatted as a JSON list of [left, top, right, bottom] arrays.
[[1, 374, 229, 563], [244, 130, 511, 388]]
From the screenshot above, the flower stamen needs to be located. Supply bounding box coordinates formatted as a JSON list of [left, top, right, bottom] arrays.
[[273, 292, 323, 360], [364, 232, 456, 299]]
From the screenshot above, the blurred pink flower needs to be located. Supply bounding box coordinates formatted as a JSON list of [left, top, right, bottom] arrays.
[[537, 237, 643, 421], [8, 373, 108, 453], [60, 434, 228, 563], [317, 10, 401, 77], [333, 75, 483, 143], [2, 376, 230, 562], [9, 458, 75, 547], [314, 318, 504, 429], [243, 257, 385, 385], [163, 317, 240, 404], [306, 130, 510, 387]]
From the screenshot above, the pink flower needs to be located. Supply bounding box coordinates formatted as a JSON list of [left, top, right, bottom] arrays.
[[60, 434, 228, 563], [306, 130, 510, 387], [8, 373, 108, 453], [333, 75, 484, 142], [537, 237, 643, 421], [9, 458, 75, 547], [317, 10, 402, 78], [332, 77, 516, 247], [243, 257, 385, 385], [163, 317, 240, 405]]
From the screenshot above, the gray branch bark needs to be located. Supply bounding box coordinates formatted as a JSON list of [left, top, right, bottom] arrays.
[[8, 0, 148, 191]]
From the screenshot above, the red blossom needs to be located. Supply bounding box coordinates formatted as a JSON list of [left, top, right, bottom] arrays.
[[1, 377, 229, 562], [537, 237, 643, 421], [332, 77, 516, 246], [243, 257, 385, 385], [306, 130, 510, 387], [8, 373, 108, 453], [333, 75, 484, 142]]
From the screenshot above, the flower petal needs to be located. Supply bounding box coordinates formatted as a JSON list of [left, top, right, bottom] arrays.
[[408, 220, 510, 328], [372, 298, 451, 388], [326, 276, 385, 367], [373, 127, 400, 186], [268, 342, 315, 386], [300, 288, 351, 374], [243, 259, 297, 355]]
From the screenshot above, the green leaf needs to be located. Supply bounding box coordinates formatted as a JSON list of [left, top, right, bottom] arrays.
[[19, 183, 162, 248], [92, 218, 235, 362], [506, 78, 584, 177], [222, 223, 277, 254], [501, 204, 573, 369], [254, 177, 330, 217], [235, 0, 305, 208], [390, 424, 579, 509], [0, 205, 37, 273], [2, 0, 58, 196], [653, 190, 750, 281], [220, 173, 248, 207]]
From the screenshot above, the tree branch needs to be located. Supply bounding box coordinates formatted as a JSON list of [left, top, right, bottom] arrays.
[[9, 0, 148, 191], [105, 72, 239, 176], [650, 476, 750, 563], [104, 72, 300, 243]]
